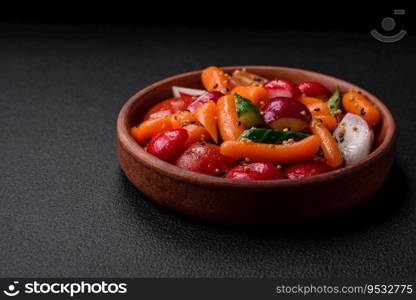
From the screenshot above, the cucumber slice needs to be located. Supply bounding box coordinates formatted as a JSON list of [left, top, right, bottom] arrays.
[[327, 88, 341, 116], [239, 128, 309, 144], [234, 93, 263, 127]]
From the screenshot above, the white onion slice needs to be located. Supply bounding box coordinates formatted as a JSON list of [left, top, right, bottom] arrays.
[[333, 113, 373, 165], [172, 86, 206, 98]]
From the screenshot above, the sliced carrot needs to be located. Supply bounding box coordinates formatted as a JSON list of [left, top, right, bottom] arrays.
[[298, 95, 323, 106], [342, 91, 381, 126], [299, 95, 337, 131], [183, 124, 210, 147], [308, 102, 330, 116], [220, 135, 320, 163], [130, 117, 173, 146], [194, 101, 218, 143], [201, 66, 233, 94], [314, 114, 337, 131], [310, 120, 343, 168], [170, 111, 199, 129], [217, 95, 245, 142], [231, 86, 269, 108]]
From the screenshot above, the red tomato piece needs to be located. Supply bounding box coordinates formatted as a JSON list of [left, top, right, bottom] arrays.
[[297, 81, 331, 100], [285, 160, 331, 179], [176, 142, 235, 176], [143, 96, 194, 121], [226, 163, 286, 180], [146, 129, 189, 163]]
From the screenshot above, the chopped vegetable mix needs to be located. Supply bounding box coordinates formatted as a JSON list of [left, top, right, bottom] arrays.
[[130, 66, 381, 180]]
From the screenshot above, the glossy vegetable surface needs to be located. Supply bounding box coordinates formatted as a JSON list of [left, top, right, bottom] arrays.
[[176, 142, 235, 176], [146, 129, 189, 163], [220, 135, 320, 163], [226, 163, 286, 180]]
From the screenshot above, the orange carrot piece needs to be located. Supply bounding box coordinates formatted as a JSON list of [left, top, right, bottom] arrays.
[[299, 95, 337, 131], [310, 120, 343, 168], [313, 114, 337, 131], [308, 102, 330, 116], [183, 124, 210, 147], [194, 101, 219, 143], [298, 95, 323, 106], [342, 91, 381, 126], [217, 95, 245, 142], [170, 111, 199, 129], [231, 86, 269, 108], [220, 135, 320, 163], [130, 117, 173, 146], [201, 66, 233, 94]]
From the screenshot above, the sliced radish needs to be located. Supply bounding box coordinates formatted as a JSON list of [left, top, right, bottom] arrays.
[[264, 79, 300, 99], [172, 86, 206, 98], [333, 113, 373, 165]]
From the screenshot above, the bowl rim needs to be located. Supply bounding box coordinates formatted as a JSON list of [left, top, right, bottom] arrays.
[[117, 65, 396, 189]]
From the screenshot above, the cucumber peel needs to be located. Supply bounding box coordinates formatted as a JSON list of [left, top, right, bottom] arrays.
[[239, 128, 309, 144], [326, 88, 341, 116], [234, 93, 263, 127]]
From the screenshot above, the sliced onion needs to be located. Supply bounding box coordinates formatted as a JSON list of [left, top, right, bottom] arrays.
[[172, 86, 206, 98], [333, 113, 373, 165]]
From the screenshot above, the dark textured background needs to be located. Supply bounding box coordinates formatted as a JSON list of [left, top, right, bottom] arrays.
[[0, 23, 415, 278]]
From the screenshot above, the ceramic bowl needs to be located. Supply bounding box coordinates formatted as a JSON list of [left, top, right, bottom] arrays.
[[117, 66, 396, 225]]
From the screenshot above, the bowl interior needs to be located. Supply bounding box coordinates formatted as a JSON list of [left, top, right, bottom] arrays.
[[125, 66, 392, 154]]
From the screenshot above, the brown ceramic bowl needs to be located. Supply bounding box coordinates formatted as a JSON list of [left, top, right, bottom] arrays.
[[117, 66, 396, 225]]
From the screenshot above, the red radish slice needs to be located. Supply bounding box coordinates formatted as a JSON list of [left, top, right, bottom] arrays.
[[262, 97, 312, 131], [172, 86, 206, 98], [264, 79, 300, 99], [298, 81, 331, 99], [187, 91, 223, 112], [333, 113, 373, 165]]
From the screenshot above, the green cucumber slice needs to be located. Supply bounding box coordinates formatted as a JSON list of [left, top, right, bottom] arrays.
[[239, 128, 309, 144], [327, 88, 341, 116], [234, 93, 263, 127]]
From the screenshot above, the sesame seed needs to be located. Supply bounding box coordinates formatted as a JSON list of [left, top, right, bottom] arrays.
[[283, 128, 289, 132], [300, 110, 306, 116]]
